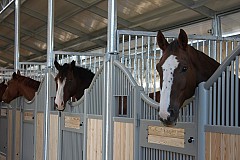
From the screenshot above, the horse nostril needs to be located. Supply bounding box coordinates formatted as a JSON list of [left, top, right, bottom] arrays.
[[168, 108, 174, 116], [61, 101, 64, 106]]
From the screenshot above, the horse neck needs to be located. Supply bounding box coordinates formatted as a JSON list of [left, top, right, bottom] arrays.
[[18, 80, 40, 101], [0, 85, 7, 99], [189, 47, 220, 84], [73, 68, 94, 99]]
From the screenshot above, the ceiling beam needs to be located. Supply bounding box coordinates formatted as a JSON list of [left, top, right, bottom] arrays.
[[0, 35, 45, 56], [173, 0, 215, 18], [19, 2, 108, 48], [1, 21, 59, 47], [0, 0, 27, 22]]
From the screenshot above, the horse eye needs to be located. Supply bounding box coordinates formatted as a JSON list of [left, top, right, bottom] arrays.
[[182, 66, 188, 72]]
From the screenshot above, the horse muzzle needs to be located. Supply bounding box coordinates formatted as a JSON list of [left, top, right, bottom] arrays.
[[159, 108, 179, 127]]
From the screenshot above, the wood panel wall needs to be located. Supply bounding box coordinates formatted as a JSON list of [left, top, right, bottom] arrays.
[[148, 125, 184, 148], [7, 110, 12, 160], [87, 118, 102, 160], [49, 114, 59, 160], [206, 132, 240, 160], [113, 122, 133, 160], [36, 113, 44, 160]]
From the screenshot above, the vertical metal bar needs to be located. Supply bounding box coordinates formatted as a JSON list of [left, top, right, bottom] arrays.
[[213, 40, 217, 60], [14, 0, 20, 72], [94, 56, 96, 73], [226, 41, 228, 58], [220, 41, 222, 63], [213, 82, 217, 125], [43, 0, 54, 159], [208, 40, 211, 57], [128, 35, 131, 70], [235, 56, 239, 126], [198, 85, 208, 160], [102, 0, 117, 159], [226, 66, 230, 126], [209, 87, 213, 125], [121, 35, 125, 63], [221, 72, 225, 125], [146, 37, 150, 93], [33, 92, 38, 160], [217, 77, 221, 125], [153, 37, 157, 99], [134, 36, 137, 79], [83, 89, 89, 160], [230, 61, 234, 126], [202, 40, 205, 53], [141, 36, 144, 87]]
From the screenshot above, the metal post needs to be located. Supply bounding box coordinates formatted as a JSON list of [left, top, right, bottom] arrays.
[[197, 82, 208, 160], [102, 0, 117, 159], [134, 86, 143, 160], [12, 0, 20, 158], [14, 0, 20, 72], [212, 14, 222, 37], [43, 0, 54, 159]]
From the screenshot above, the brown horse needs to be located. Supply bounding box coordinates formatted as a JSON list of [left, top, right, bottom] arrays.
[[2, 71, 40, 103], [156, 29, 220, 126], [0, 80, 7, 102], [54, 60, 95, 111]]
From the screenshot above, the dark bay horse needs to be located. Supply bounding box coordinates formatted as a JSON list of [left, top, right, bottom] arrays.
[[0, 80, 7, 102], [156, 29, 220, 126], [54, 60, 95, 111], [54, 60, 161, 113], [2, 71, 40, 103]]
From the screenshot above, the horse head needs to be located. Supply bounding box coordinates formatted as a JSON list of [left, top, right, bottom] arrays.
[[156, 29, 219, 126], [2, 71, 22, 103], [54, 60, 78, 111]]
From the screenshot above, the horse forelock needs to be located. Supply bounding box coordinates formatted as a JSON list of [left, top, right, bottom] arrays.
[[159, 55, 179, 120]]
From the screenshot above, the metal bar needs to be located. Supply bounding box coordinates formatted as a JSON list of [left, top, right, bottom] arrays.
[[220, 41, 222, 63], [134, 36, 137, 79], [230, 61, 234, 126], [235, 56, 239, 126], [221, 72, 225, 125], [14, 0, 20, 72], [217, 77, 221, 125], [43, 0, 54, 159], [226, 66, 230, 126], [102, 0, 117, 159], [146, 36, 150, 93], [141, 36, 144, 87], [209, 87, 213, 125], [128, 35, 131, 70]]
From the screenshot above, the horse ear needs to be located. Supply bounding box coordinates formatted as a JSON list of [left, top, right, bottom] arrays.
[[12, 72, 17, 79], [71, 60, 76, 68], [54, 60, 61, 70], [178, 29, 188, 50], [157, 30, 169, 51], [17, 70, 21, 75]]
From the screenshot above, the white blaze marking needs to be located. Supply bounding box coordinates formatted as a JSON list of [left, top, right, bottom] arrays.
[[159, 55, 179, 120], [55, 78, 66, 109]]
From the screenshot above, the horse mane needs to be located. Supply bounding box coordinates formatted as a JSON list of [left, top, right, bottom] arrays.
[[18, 75, 40, 90], [73, 66, 95, 80]]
